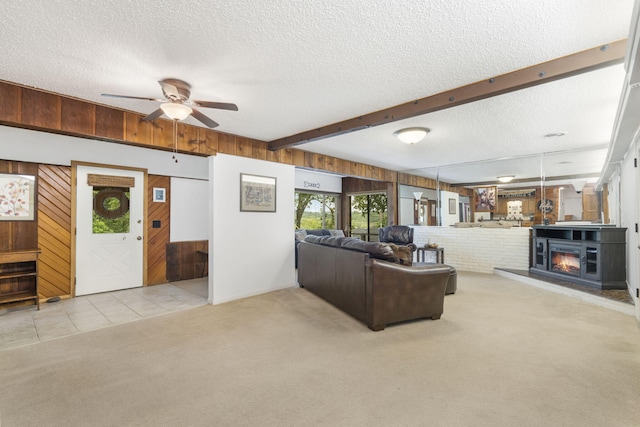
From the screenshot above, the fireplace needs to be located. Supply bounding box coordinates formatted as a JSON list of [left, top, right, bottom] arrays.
[[530, 225, 627, 290], [549, 245, 581, 277]]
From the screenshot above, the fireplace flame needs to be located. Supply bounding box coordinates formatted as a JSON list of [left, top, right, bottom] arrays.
[[556, 262, 573, 273], [551, 252, 580, 275]]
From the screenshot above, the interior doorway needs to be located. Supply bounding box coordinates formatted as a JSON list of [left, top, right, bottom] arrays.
[[74, 163, 146, 296], [427, 200, 437, 225]]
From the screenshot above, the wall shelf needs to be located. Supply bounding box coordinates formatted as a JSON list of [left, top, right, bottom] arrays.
[[0, 249, 41, 310]]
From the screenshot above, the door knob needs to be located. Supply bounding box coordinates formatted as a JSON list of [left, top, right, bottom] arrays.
[[137, 236, 142, 240]]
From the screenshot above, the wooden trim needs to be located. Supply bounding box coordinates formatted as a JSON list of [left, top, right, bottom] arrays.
[[70, 164, 77, 297], [268, 40, 627, 150], [166, 240, 208, 282], [143, 171, 148, 287]]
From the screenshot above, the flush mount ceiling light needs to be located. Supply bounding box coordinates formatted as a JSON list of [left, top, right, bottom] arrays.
[[497, 175, 515, 183], [394, 127, 430, 144], [160, 102, 193, 121]]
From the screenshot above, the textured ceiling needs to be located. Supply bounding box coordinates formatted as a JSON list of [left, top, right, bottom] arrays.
[[1, 0, 635, 186]]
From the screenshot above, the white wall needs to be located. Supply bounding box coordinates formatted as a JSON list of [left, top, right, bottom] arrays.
[[170, 177, 209, 242], [0, 125, 208, 179], [209, 154, 295, 304], [440, 190, 459, 226], [399, 197, 415, 225], [618, 141, 638, 319], [295, 168, 342, 193], [560, 188, 583, 220], [607, 171, 621, 226]]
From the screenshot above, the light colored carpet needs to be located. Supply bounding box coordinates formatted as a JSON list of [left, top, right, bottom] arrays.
[[0, 271, 638, 427]]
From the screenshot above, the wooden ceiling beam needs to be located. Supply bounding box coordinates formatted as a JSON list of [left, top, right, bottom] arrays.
[[268, 39, 627, 151]]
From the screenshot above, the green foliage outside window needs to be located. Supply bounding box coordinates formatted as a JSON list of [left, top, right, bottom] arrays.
[[93, 190, 130, 234], [294, 192, 336, 229], [351, 194, 388, 229]]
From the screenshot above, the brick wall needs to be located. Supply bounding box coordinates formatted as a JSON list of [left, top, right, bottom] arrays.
[[412, 226, 531, 273]]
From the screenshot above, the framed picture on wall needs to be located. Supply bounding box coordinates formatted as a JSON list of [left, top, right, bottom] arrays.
[[0, 173, 35, 221], [153, 187, 166, 203], [448, 198, 456, 214], [474, 186, 496, 212], [240, 173, 276, 212]]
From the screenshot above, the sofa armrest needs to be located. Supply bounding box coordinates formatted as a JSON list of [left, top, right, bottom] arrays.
[[365, 260, 450, 331]]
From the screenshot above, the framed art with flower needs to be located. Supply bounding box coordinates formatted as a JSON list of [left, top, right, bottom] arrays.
[[0, 174, 36, 221]]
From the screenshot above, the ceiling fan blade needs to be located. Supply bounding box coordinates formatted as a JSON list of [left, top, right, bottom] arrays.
[[191, 100, 239, 111], [101, 93, 163, 102], [142, 108, 164, 122], [191, 107, 219, 128]]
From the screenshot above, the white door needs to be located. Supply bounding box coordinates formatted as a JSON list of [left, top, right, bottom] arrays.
[[75, 165, 145, 296]]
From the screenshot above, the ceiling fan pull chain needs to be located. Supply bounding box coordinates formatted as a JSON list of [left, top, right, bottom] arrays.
[[172, 119, 178, 163]]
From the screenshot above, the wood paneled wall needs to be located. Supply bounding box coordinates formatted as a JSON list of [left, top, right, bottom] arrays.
[[37, 165, 72, 298], [582, 184, 601, 221], [398, 172, 473, 197], [491, 184, 606, 225], [0, 161, 39, 306], [0, 161, 70, 301], [166, 241, 208, 282], [496, 192, 538, 221], [147, 175, 170, 285], [0, 161, 39, 251], [0, 80, 463, 191]]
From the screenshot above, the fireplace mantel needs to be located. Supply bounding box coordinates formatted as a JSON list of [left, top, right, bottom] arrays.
[[530, 225, 627, 290]]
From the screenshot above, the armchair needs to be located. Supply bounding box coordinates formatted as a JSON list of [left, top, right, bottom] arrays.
[[378, 226, 417, 252]]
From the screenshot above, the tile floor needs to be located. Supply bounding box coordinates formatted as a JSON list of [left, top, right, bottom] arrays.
[[0, 278, 208, 352]]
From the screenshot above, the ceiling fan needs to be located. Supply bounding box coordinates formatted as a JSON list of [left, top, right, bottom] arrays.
[[101, 78, 238, 128]]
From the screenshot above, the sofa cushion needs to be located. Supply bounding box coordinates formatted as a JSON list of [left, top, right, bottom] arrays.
[[320, 236, 345, 247], [305, 229, 332, 236], [295, 229, 307, 242], [329, 229, 345, 237], [340, 238, 396, 261], [388, 243, 413, 266], [304, 235, 324, 244]]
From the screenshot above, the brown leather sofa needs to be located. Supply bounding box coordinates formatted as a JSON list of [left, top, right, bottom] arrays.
[[378, 225, 457, 294], [298, 235, 452, 331]]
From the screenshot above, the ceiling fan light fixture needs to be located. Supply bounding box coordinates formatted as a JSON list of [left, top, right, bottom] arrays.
[[394, 127, 430, 144], [160, 102, 192, 121], [497, 175, 515, 183]]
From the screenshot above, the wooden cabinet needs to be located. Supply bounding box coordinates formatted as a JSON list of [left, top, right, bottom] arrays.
[[0, 249, 41, 310]]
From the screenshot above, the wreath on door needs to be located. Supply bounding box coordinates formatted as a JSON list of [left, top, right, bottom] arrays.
[[93, 188, 130, 219], [537, 199, 554, 213]]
